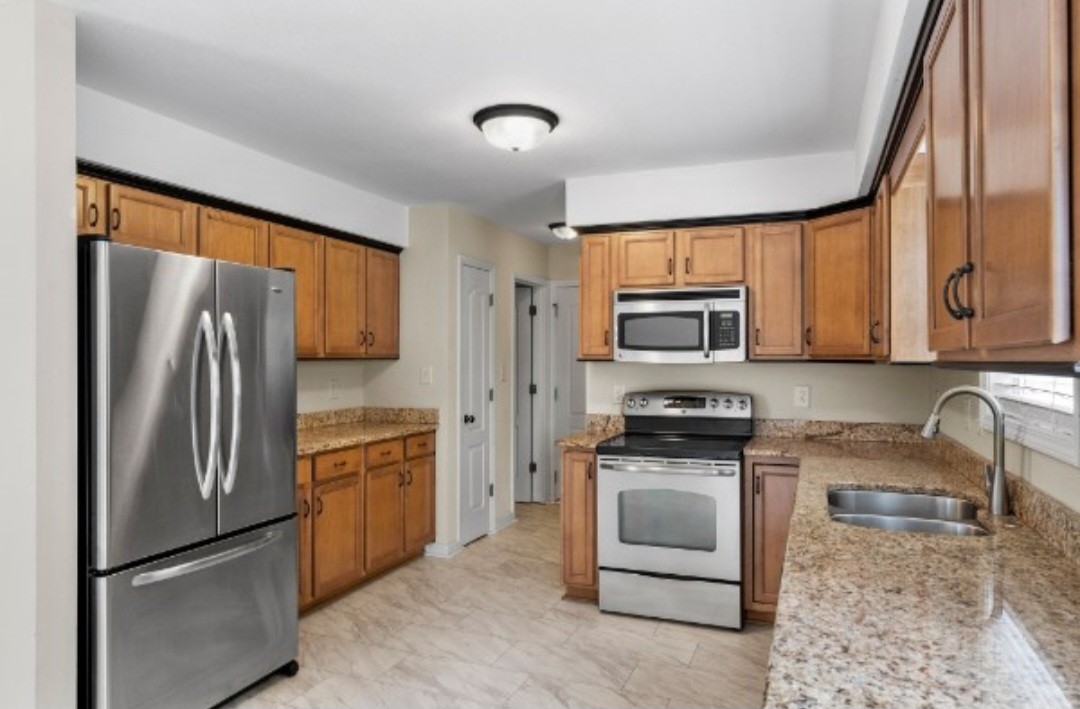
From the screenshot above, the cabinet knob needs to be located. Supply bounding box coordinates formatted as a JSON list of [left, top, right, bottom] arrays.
[[869, 319, 881, 345], [805, 327, 812, 346], [302, 498, 310, 518], [667, 257, 673, 275], [684, 257, 691, 275], [315, 497, 324, 516], [110, 208, 121, 231], [88, 204, 99, 227]]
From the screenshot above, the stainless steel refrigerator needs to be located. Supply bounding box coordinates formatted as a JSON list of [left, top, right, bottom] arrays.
[[79, 239, 299, 709]]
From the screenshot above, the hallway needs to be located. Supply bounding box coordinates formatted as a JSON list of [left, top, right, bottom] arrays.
[[228, 504, 772, 708]]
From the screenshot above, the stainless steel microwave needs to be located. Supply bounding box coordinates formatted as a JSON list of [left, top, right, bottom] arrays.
[[613, 287, 747, 363]]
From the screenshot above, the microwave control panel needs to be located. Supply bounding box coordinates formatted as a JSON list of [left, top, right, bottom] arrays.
[[710, 311, 741, 350]]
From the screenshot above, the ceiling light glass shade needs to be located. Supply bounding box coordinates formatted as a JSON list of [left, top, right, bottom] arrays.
[[473, 104, 559, 152], [549, 222, 578, 240]]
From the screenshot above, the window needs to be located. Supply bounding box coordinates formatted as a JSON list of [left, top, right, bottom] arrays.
[[980, 372, 1080, 465]]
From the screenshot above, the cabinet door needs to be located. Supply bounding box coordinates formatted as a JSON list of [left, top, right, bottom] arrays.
[[806, 209, 873, 358], [296, 482, 313, 607], [365, 463, 404, 573], [269, 225, 324, 358], [751, 463, 799, 606], [76, 176, 106, 234], [925, 0, 972, 352], [107, 184, 197, 254], [313, 475, 362, 598], [366, 249, 400, 358], [614, 231, 676, 287], [871, 182, 891, 359], [324, 239, 367, 357], [561, 450, 596, 591], [968, 0, 1070, 349], [579, 235, 614, 359], [749, 223, 804, 358], [198, 208, 269, 266], [403, 455, 435, 554], [678, 227, 745, 285]]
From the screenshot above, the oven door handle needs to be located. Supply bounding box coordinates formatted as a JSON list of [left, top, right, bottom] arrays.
[[599, 462, 737, 477]]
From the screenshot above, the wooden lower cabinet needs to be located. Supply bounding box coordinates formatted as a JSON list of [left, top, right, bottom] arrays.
[[404, 454, 436, 553], [365, 462, 405, 573], [743, 457, 800, 619], [561, 448, 598, 598], [312, 473, 363, 598], [297, 481, 314, 607]]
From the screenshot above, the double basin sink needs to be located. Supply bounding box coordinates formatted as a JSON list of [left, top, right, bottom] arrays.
[[828, 489, 989, 537]]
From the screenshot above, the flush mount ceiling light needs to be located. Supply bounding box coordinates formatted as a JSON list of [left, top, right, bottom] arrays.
[[473, 104, 559, 152], [548, 222, 578, 240]]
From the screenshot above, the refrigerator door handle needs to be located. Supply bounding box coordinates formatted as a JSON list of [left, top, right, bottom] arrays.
[[219, 311, 242, 495], [130, 530, 281, 587], [191, 310, 221, 501]]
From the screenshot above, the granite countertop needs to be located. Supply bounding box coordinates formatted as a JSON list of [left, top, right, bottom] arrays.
[[556, 414, 625, 451], [297, 421, 437, 457], [759, 437, 1080, 708]]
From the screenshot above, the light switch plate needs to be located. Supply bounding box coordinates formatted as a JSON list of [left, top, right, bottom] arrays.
[[420, 366, 434, 385], [793, 385, 811, 409], [613, 384, 626, 404], [329, 379, 341, 400]]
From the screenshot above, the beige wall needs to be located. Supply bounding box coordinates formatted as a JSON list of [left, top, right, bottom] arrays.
[[547, 241, 580, 281], [933, 369, 1080, 513], [588, 362, 937, 422], [297, 361, 367, 412]]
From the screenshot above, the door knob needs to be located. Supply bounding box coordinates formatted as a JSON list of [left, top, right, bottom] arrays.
[[464, 414, 475, 424]]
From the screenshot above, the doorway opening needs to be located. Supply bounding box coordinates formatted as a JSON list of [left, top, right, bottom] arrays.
[[514, 283, 539, 503], [550, 282, 586, 501]]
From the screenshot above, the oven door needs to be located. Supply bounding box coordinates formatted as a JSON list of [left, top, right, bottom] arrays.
[[614, 300, 712, 364], [597, 456, 741, 582]]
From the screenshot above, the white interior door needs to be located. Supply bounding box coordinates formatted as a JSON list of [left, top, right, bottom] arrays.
[[552, 284, 586, 501], [514, 286, 535, 503], [459, 263, 492, 545]]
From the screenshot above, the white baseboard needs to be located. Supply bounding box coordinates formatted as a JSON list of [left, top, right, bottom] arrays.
[[424, 541, 462, 559], [492, 513, 517, 533]]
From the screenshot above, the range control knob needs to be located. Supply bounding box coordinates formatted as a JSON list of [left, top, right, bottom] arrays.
[[723, 398, 734, 409], [737, 398, 749, 411], [639, 396, 649, 408], [626, 398, 636, 408], [710, 397, 720, 408]]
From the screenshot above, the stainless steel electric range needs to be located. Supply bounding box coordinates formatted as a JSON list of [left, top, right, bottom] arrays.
[[596, 390, 752, 629]]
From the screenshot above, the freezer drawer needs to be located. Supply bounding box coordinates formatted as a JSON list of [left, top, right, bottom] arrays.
[[92, 520, 298, 709]]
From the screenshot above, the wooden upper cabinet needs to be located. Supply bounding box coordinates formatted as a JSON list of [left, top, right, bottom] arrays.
[[269, 225, 324, 358], [312, 474, 362, 598], [365, 463, 405, 573], [403, 455, 435, 554], [967, 0, 1070, 349], [871, 182, 891, 360], [198, 208, 268, 266], [806, 209, 873, 359], [615, 231, 676, 287], [749, 223, 804, 359], [561, 449, 597, 592], [750, 462, 799, 607], [107, 184, 197, 254], [366, 249, 400, 358], [925, 0, 972, 352], [323, 238, 367, 357], [198, 208, 269, 266], [579, 235, 614, 360], [76, 176, 106, 234], [677, 227, 745, 285]]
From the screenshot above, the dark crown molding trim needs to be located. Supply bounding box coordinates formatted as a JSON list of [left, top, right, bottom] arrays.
[[77, 159, 403, 255], [575, 196, 873, 235], [575, 0, 942, 236]]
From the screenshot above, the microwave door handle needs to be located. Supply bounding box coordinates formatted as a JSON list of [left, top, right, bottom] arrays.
[[702, 303, 712, 361]]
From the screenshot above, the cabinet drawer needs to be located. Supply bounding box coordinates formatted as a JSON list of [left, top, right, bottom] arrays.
[[365, 439, 403, 468], [296, 457, 313, 486], [405, 433, 435, 459], [314, 447, 362, 482]]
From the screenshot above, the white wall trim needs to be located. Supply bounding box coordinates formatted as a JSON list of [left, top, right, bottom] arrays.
[[491, 513, 518, 534], [424, 541, 463, 559]]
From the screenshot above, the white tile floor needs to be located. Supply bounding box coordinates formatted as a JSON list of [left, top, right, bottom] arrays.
[[225, 504, 771, 709]]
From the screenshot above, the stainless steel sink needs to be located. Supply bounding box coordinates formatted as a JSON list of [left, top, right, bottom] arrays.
[[828, 489, 978, 521], [828, 489, 988, 537]]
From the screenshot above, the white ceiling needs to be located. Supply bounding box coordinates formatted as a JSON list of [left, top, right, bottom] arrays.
[[62, 0, 887, 242]]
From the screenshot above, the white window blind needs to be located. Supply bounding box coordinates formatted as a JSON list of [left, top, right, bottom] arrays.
[[980, 373, 1080, 465]]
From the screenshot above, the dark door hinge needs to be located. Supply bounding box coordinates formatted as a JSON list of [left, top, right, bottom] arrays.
[[488, 388, 494, 402], [528, 304, 537, 317], [529, 383, 538, 395], [489, 483, 494, 497], [529, 462, 537, 473], [553, 386, 558, 401], [553, 303, 559, 317], [489, 293, 494, 306]]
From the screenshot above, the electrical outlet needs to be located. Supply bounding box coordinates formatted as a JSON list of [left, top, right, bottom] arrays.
[[329, 379, 341, 400], [793, 385, 811, 409], [613, 384, 626, 404], [419, 366, 434, 385]]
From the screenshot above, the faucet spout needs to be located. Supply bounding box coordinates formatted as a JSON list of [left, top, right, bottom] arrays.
[[922, 385, 1009, 516]]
